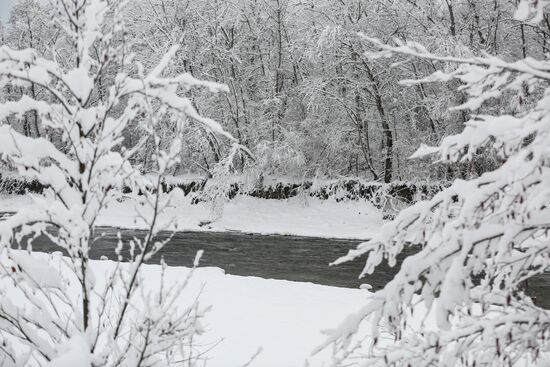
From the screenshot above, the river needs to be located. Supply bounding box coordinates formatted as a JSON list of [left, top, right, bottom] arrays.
[[25, 227, 391, 289], [6, 221, 550, 308]]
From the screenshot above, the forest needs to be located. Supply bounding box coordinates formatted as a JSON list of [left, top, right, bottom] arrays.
[[2, 0, 546, 184], [1, 0, 550, 366]]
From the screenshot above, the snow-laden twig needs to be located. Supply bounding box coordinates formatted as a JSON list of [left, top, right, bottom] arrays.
[[0, 0, 232, 366], [320, 2, 550, 366]]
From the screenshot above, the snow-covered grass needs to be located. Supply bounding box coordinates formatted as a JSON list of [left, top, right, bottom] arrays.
[[0, 193, 383, 239], [1, 251, 371, 367], [191, 265, 369, 366], [4, 251, 546, 367], [0, 192, 384, 365]]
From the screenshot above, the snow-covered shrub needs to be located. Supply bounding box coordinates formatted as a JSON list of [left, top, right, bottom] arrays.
[[251, 140, 307, 180], [0, 0, 233, 365], [197, 144, 245, 220], [321, 2, 550, 366]]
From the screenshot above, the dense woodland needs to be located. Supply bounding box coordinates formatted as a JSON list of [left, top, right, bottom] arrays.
[[1, 0, 547, 183], [1, 0, 550, 366]]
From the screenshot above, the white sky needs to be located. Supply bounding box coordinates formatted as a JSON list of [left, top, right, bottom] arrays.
[[1, 0, 17, 24], [1, 0, 48, 24]]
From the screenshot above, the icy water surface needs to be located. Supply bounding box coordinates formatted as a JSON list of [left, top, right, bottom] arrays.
[[28, 227, 390, 289], [4, 215, 549, 308]]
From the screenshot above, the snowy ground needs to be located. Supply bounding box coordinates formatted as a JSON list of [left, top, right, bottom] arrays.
[[1, 251, 371, 367], [4, 254, 547, 367], [0, 193, 383, 239], [184, 265, 369, 366], [0, 193, 381, 365]]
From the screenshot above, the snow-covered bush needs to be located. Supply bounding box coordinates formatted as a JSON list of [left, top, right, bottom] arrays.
[[321, 2, 550, 366], [0, 0, 232, 365], [251, 140, 307, 179], [198, 144, 245, 220]]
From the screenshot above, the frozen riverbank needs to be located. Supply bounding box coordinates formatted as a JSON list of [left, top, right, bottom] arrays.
[[0, 194, 383, 240], [0, 192, 384, 365], [0, 251, 370, 367]]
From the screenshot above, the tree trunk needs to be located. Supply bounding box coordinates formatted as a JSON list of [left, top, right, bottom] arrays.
[[362, 60, 393, 183]]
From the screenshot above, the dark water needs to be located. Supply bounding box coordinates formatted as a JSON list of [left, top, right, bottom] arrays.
[[6, 215, 549, 308], [25, 227, 401, 291]]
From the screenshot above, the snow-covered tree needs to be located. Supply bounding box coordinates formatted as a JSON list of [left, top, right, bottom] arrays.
[[0, 0, 233, 365], [69, 0, 541, 182], [1, 0, 56, 139], [320, 1, 550, 366]]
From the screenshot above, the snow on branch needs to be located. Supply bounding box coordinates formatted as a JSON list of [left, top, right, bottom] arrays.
[[0, 0, 234, 365], [322, 2, 550, 366]]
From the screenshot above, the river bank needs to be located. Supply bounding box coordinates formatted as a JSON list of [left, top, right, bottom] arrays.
[[0, 193, 383, 239], [0, 250, 370, 367]]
